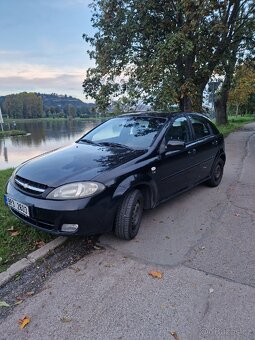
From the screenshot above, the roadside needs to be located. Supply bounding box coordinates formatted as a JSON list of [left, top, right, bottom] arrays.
[[0, 122, 254, 339], [0, 169, 54, 273], [217, 114, 255, 136], [0, 238, 95, 320]]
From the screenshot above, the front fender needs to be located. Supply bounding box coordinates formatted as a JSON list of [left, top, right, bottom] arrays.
[[112, 174, 158, 209]]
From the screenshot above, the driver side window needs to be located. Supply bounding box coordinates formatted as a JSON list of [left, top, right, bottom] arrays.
[[165, 117, 190, 143]]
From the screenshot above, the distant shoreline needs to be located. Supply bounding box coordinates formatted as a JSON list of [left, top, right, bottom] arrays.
[[3, 116, 110, 123]]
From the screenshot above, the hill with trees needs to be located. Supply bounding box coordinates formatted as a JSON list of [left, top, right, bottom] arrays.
[[0, 92, 95, 119]]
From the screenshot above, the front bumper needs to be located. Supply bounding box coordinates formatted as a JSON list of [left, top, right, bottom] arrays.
[[5, 181, 117, 236]]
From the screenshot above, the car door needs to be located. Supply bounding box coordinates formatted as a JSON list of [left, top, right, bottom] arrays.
[[188, 114, 219, 183], [155, 116, 196, 201]]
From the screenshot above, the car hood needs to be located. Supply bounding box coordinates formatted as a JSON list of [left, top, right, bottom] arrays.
[[16, 143, 145, 187]]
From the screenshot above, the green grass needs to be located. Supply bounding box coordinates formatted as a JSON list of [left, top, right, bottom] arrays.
[[0, 130, 26, 138], [0, 169, 54, 273], [216, 115, 255, 136]]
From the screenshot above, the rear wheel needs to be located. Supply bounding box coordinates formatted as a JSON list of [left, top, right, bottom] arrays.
[[114, 189, 144, 240], [206, 158, 224, 187]]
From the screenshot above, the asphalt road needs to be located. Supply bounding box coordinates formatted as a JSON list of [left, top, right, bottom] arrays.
[[0, 123, 255, 340]]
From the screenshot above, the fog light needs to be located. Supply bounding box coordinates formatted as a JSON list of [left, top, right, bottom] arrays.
[[61, 224, 79, 232]]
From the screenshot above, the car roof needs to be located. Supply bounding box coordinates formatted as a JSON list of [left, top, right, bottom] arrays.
[[117, 111, 210, 121]]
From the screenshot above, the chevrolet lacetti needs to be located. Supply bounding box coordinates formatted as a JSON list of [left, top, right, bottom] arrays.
[[5, 112, 225, 240]]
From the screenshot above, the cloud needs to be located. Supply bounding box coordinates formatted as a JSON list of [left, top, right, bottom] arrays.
[[0, 50, 27, 57], [0, 63, 88, 100]]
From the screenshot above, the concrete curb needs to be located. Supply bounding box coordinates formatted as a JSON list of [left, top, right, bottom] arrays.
[[0, 236, 67, 288]]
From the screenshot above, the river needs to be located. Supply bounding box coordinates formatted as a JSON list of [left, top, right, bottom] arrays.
[[0, 119, 102, 170]]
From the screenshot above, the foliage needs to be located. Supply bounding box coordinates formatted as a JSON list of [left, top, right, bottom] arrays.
[[0, 130, 26, 138], [2, 92, 43, 119], [228, 62, 255, 115], [214, 1, 255, 125], [0, 92, 95, 119], [83, 0, 255, 113], [0, 169, 54, 273]]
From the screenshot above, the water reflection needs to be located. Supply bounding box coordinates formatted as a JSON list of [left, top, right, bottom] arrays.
[[0, 120, 101, 169]]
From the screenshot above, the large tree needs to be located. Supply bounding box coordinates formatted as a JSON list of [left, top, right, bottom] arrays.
[[214, 2, 255, 124], [228, 61, 255, 115], [83, 0, 255, 114]]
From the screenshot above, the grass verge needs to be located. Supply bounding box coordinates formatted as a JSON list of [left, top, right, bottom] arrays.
[[0, 169, 54, 273], [216, 115, 255, 136], [0, 130, 27, 138]]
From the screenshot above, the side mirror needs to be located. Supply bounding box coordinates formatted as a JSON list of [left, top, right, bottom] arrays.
[[166, 140, 186, 151]]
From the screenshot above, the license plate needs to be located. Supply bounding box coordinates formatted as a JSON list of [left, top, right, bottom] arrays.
[[4, 195, 30, 217]]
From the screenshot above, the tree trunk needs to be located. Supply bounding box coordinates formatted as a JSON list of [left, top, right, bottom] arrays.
[[215, 91, 228, 125], [179, 96, 192, 112], [179, 91, 203, 112], [235, 103, 239, 116], [215, 44, 239, 125]]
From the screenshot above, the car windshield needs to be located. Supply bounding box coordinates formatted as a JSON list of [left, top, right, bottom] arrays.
[[79, 116, 167, 149]]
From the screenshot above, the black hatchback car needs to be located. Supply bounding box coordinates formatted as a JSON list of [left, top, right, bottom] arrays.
[[5, 112, 225, 240]]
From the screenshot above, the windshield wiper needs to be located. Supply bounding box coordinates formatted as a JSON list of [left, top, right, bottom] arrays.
[[99, 142, 131, 149], [78, 139, 99, 146]]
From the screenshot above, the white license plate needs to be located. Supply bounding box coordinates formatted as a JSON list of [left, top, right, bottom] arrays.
[[6, 196, 30, 217]]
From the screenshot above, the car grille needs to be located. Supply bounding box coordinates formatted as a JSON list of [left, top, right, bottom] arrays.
[[10, 208, 55, 231], [14, 175, 48, 196]]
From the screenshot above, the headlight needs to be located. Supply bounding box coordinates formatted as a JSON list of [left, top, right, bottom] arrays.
[[46, 182, 105, 200]]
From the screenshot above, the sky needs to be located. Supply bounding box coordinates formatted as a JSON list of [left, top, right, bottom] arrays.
[[0, 0, 95, 101]]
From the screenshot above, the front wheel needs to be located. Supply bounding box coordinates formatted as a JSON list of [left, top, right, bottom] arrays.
[[114, 189, 144, 240], [206, 158, 224, 187]]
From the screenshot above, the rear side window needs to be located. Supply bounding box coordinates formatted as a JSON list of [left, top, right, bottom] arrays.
[[190, 116, 211, 140]]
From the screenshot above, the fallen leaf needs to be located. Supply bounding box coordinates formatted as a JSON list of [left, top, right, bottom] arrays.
[[234, 213, 240, 217], [60, 316, 72, 323], [170, 331, 179, 340], [148, 271, 163, 279], [34, 240, 46, 248], [26, 291, 34, 297], [209, 288, 214, 294], [93, 245, 102, 250], [70, 267, 81, 273], [14, 300, 23, 305], [10, 231, 20, 237], [0, 301, 10, 308], [18, 316, 30, 329]]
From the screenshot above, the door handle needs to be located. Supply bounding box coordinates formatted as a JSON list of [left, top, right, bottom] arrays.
[[188, 148, 197, 155]]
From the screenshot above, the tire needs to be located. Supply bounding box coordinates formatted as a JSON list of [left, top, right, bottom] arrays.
[[114, 189, 144, 240], [206, 158, 224, 187]]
